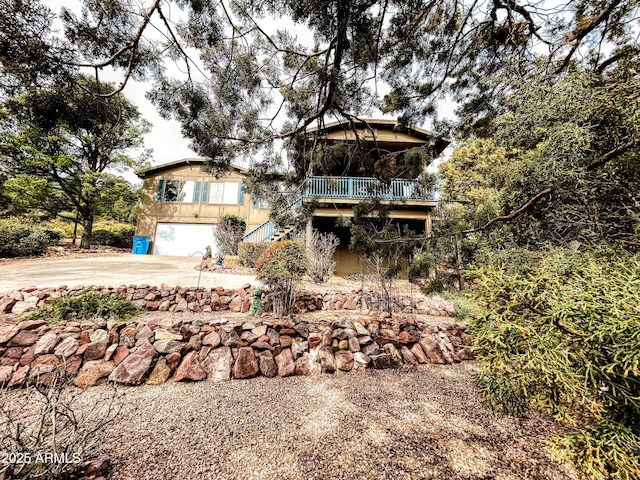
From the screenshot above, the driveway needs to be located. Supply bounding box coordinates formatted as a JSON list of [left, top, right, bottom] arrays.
[[0, 254, 257, 290]]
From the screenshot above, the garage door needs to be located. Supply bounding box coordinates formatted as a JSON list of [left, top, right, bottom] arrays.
[[153, 223, 218, 257]]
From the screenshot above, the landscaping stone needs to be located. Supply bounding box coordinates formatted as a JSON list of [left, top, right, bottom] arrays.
[[259, 351, 278, 378], [0, 324, 20, 344], [8, 330, 38, 347], [419, 336, 447, 364], [108, 343, 156, 385], [295, 353, 321, 376], [54, 337, 79, 358], [90, 329, 108, 342], [202, 331, 221, 347], [146, 357, 171, 385], [334, 350, 354, 371], [84, 340, 109, 362], [232, 347, 259, 379], [370, 353, 391, 369], [153, 339, 182, 355], [34, 331, 58, 355], [173, 351, 206, 382], [318, 346, 337, 373], [275, 349, 295, 377], [202, 347, 233, 383], [154, 330, 182, 341], [73, 360, 115, 388], [400, 346, 418, 365]]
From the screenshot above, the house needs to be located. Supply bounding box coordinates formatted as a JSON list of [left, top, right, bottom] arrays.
[[135, 119, 449, 275]]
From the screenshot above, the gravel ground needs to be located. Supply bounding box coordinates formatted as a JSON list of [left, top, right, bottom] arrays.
[[75, 362, 578, 480]]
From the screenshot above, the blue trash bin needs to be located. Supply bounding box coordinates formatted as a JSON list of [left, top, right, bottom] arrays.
[[132, 236, 151, 255]]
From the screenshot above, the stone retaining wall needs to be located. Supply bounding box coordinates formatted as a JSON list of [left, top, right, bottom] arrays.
[[0, 284, 455, 317], [0, 315, 473, 389]]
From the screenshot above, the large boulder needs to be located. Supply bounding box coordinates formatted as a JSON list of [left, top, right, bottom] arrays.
[[275, 349, 295, 377], [400, 346, 418, 366], [410, 343, 428, 364], [108, 343, 156, 385], [334, 350, 354, 371], [259, 351, 278, 378], [232, 347, 259, 379], [419, 336, 446, 364], [73, 360, 115, 388], [173, 351, 206, 382], [318, 346, 336, 373], [202, 347, 233, 383], [295, 352, 321, 376], [146, 357, 171, 385]]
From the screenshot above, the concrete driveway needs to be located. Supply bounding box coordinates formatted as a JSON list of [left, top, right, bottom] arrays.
[[0, 254, 257, 291]]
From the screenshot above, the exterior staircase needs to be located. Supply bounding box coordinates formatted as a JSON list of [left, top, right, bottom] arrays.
[[241, 220, 295, 243]]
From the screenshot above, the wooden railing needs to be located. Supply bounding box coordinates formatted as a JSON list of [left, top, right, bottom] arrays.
[[305, 176, 434, 201], [241, 220, 276, 243]]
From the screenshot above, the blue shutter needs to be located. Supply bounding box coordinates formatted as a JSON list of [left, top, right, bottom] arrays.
[[193, 181, 201, 203], [156, 179, 165, 202], [202, 181, 209, 203], [238, 182, 245, 205]]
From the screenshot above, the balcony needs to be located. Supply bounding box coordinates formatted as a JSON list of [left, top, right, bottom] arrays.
[[304, 176, 435, 202]]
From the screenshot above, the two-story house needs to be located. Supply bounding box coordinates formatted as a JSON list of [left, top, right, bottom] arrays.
[[135, 119, 449, 275]]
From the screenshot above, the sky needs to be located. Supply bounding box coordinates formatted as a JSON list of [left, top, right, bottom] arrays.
[[48, 1, 456, 183]]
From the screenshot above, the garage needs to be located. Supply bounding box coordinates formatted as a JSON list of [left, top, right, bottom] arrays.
[[153, 223, 219, 257]]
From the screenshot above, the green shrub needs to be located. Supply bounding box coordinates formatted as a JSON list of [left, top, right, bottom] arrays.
[[0, 218, 60, 257], [238, 242, 269, 267], [255, 240, 307, 314], [29, 289, 141, 324], [91, 223, 135, 247], [469, 248, 640, 480]]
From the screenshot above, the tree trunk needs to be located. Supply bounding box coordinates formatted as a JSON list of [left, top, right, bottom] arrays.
[[454, 233, 465, 290], [80, 212, 94, 249]]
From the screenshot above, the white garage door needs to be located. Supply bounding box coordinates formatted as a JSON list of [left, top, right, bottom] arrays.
[[153, 223, 218, 257]]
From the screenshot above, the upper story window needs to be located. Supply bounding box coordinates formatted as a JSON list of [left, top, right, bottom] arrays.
[[157, 180, 199, 203], [206, 182, 240, 205]]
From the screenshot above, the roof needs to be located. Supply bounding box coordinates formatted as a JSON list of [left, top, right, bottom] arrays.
[[306, 118, 451, 154], [136, 158, 249, 179]]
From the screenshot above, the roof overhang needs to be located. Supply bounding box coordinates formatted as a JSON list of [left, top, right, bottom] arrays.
[[136, 158, 249, 179]]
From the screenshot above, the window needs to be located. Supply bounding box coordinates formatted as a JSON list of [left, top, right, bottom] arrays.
[[205, 182, 242, 205], [157, 180, 200, 203]]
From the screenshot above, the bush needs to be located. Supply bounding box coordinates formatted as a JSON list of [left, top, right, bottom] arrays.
[[0, 218, 60, 257], [0, 367, 122, 479], [293, 229, 339, 283], [469, 248, 640, 480], [91, 223, 135, 248], [255, 240, 307, 315], [214, 214, 247, 255], [29, 289, 141, 324], [238, 242, 269, 268]]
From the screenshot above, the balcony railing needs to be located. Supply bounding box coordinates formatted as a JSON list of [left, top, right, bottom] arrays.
[[305, 176, 434, 201], [242, 220, 276, 243]]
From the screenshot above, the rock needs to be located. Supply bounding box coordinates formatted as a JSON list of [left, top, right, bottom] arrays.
[[104, 344, 117, 361], [7, 330, 38, 347], [291, 341, 307, 360], [65, 356, 83, 376], [338, 340, 349, 350], [457, 348, 475, 360], [0, 296, 17, 314], [83, 340, 109, 362], [202, 331, 221, 347], [357, 335, 373, 345], [370, 353, 391, 369], [266, 328, 280, 345], [54, 337, 79, 358], [202, 347, 233, 383], [308, 333, 322, 348], [295, 353, 321, 376], [352, 352, 370, 372], [32, 354, 59, 366], [34, 331, 58, 355], [154, 330, 183, 341], [219, 325, 240, 347], [397, 331, 414, 344], [0, 324, 20, 344], [19, 345, 36, 366], [173, 351, 206, 382], [383, 343, 403, 366], [318, 346, 337, 373], [400, 346, 418, 365], [188, 334, 202, 351], [19, 320, 46, 330], [0, 365, 14, 385], [11, 301, 36, 315], [348, 336, 360, 352], [275, 349, 295, 377], [108, 343, 156, 385], [165, 352, 181, 371], [380, 328, 396, 338], [113, 346, 130, 365], [73, 360, 115, 388], [410, 344, 428, 364], [259, 351, 278, 378], [419, 336, 446, 364], [232, 347, 259, 379], [135, 326, 153, 339], [85, 454, 110, 478], [353, 322, 369, 336], [8, 365, 29, 388], [251, 342, 273, 351], [362, 342, 380, 356], [294, 323, 309, 338], [153, 339, 182, 355], [279, 335, 293, 347], [334, 350, 354, 371], [251, 325, 267, 337], [89, 329, 108, 342], [146, 357, 171, 385]]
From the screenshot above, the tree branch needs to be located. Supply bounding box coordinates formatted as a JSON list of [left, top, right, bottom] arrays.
[[587, 139, 640, 171], [462, 188, 553, 234]]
